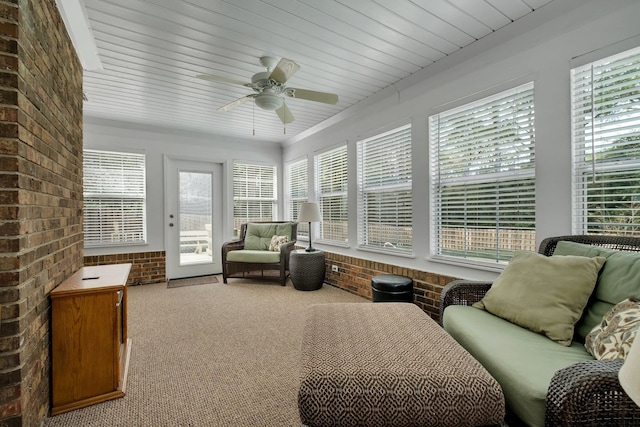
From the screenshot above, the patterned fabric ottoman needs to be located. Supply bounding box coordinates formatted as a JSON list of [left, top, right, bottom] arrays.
[[298, 303, 505, 427]]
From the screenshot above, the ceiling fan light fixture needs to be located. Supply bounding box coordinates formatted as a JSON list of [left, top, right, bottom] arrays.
[[255, 93, 283, 110]]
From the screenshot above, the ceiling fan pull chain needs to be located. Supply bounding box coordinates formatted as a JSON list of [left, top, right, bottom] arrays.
[[252, 98, 256, 136]]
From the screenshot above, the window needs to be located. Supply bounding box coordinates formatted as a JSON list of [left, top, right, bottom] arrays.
[[233, 162, 277, 234], [83, 149, 146, 247], [572, 47, 640, 236], [285, 158, 309, 238], [357, 124, 412, 253], [315, 145, 348, 244], [429, 82, 536, 265]]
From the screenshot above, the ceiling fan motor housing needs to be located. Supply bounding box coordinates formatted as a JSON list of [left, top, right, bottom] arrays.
[[255, 92, 283, 110]]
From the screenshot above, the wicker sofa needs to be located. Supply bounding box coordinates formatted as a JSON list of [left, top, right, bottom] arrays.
[[221, 221, 297, 286], [440, 235, 640, 427]]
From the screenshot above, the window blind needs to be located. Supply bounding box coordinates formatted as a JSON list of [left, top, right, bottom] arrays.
[[429, 82, 536, 264], [83, 149, 146, 247], [315, 145, 348, 243], [357, 124, 412, 252], [286, 158, 309, 237], [572, 46, 640, 236], [233, 162, 277, 234]]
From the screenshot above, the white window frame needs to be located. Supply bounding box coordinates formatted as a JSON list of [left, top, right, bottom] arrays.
[[285, 157, 309, 239], [232, 161, 277, 235], [357, 123, 413, 254], [83, 149, 147, 247], [571, 46, 640, 236], [429, 82, 536, 268], [315, 144, 348, 246]]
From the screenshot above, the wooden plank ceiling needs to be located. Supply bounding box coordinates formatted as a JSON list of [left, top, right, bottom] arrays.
[[81, 0, 554, 143]]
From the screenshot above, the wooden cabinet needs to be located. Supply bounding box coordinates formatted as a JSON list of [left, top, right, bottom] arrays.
[[51, 264, 132, 415]]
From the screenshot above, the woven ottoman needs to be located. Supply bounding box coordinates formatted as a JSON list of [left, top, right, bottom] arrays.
[[298, 303, 505, 427]]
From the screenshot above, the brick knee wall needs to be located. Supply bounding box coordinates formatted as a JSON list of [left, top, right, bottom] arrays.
[[0, 1, 84, 425], [84, 252, 167, 285], [322, 252, 459, 321]]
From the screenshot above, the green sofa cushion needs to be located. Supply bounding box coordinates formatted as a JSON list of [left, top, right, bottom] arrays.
[[554, 241, 640, 341], [443, 305, 594, 427], [226, 249, 281, 264], [472, 251, 606, 346], [244, 223, 293, 250]]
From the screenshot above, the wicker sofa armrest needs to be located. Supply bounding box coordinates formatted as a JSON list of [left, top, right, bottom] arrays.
[[439, 280, 493, 325], [546, 359, 640, 426]]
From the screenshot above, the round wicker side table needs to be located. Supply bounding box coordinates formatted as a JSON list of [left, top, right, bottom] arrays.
[[290, 249, 325, 291]]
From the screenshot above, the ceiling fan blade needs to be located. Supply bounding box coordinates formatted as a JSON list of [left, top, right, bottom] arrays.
[[196, 74, 250, 87], [268, 58, 300, 84], [217, 95, 254, 112], [286, 88, 339, 105], [275, 102, 295, 124]]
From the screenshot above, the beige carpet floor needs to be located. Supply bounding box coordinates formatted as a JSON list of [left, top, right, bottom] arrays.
[[44, 277, 367, 427]]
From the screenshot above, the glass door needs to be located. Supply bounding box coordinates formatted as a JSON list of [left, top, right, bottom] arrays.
[[165, 157, 222, 279]]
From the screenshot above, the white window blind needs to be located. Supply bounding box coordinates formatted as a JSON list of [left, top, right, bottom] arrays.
[[572, 46, 640, 236], [429, 82, 536, 265], [286, 158, 309, 238], [357, 124, 412, 253], [83, 149, 146, 247], [233, 162, 277, 234], [315, 145, 348, 244]]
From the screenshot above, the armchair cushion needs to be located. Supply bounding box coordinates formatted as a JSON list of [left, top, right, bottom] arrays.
[[244, 223, 293, 250], [226, 249, 281, 264], [444, 305, 594, 427], [554, 241, 640, 340], [473, 251, 606, 346]]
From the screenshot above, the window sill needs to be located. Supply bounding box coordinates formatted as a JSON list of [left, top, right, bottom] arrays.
[[357, 246, 415, 259], [315, 239, 349, 249], [84, 241, 148, 250], [428, 254, 506, 273]]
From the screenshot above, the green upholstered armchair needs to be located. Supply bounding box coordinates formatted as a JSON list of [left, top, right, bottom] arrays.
[[221, 222, 297, 286]]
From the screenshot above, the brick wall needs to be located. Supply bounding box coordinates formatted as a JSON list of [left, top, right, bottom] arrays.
[[0, 1, 83, 426], [84, 251, 167, 285], [323, 251, 459, 321]]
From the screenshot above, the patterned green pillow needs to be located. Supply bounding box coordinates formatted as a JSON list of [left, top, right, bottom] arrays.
[[268, 235, 288, 252], [584, 298, 640, 360]]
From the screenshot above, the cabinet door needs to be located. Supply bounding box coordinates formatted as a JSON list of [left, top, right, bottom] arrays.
[[52, 291, 117, 406]]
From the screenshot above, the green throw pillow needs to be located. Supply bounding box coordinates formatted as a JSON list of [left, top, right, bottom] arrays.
[[554, 241, 640, 341], [473, 251, 606, 346]]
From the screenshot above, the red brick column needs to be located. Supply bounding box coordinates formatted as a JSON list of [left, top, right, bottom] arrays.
[[0, 1, 83, 425]]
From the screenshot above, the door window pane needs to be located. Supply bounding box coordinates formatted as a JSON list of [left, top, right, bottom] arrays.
[[179, 171, 213, 265]]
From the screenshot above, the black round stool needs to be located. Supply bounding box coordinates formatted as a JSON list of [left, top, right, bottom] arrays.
[[371, 274, 413, 303]]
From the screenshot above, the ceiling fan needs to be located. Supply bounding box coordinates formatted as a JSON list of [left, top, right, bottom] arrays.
[[196, 56, 339, 124]]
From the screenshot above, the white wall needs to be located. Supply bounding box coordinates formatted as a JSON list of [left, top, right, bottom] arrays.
[[282, 0, 640, 282], [83, 118, 282, 257]]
